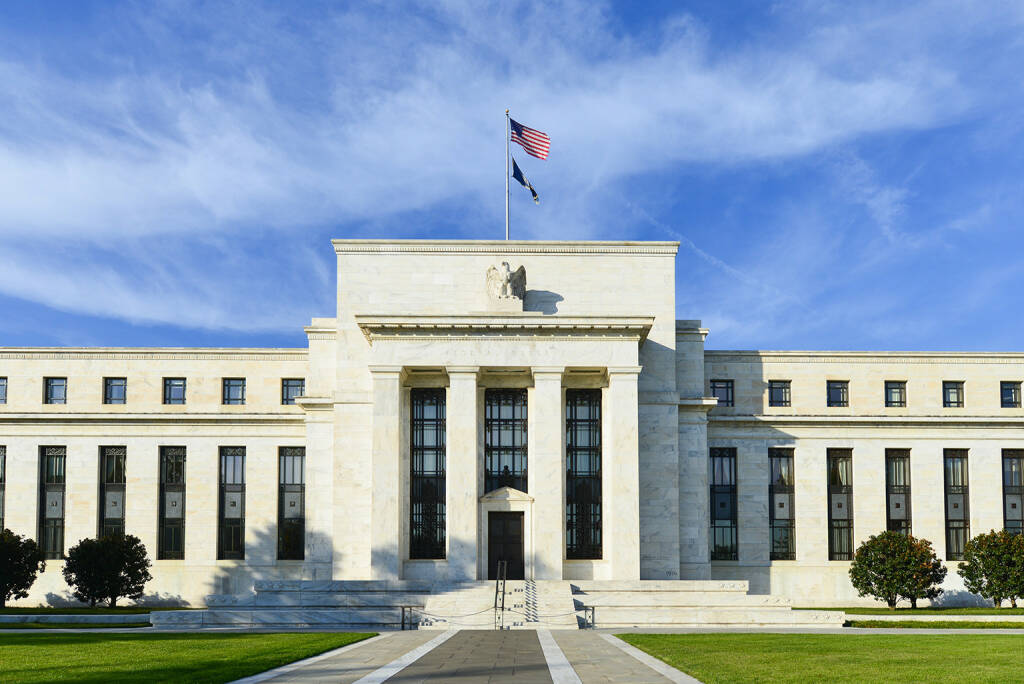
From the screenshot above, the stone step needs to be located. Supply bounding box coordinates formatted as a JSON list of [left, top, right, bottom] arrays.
[[583, 606, 844, 628], [571, 593, 793, 608]]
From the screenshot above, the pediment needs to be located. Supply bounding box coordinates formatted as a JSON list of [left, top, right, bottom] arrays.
[[479, 486, 534, 503]]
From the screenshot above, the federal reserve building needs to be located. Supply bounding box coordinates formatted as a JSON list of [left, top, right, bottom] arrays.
[[1, 239, 1021, 626]]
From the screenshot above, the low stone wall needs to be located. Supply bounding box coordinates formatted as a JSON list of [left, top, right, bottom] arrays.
[[0, 614, 152, 624], [846, 613, 1024, 622]]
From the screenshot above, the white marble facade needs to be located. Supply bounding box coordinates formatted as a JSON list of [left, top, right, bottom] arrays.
[[0, 239, 1021, 606]]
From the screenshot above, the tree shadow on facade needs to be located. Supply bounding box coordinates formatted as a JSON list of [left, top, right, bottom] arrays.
[[206, 524, 333, 600]]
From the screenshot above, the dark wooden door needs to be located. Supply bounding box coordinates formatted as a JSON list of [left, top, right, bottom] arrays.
[[488, 512, 525, 580]]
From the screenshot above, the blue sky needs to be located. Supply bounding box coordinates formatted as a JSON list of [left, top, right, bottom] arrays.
[[1, 1, 1023, 351]]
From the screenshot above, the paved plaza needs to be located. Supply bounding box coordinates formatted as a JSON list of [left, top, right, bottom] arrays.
[[232, 629, 697, 684]]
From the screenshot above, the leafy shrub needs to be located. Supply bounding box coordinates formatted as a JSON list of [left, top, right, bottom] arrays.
[[0, 529, 46, 607], [62, 534, 152, 607], [958, 530, 1024, 608], [849, 531, 947, 608]]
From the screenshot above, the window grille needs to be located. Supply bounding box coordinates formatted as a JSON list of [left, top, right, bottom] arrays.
[[281, 379, 305, 405], [38, 446, 66, 559], [768, 381, 791, 407], [710, 447, 738, 560], [103, 378, 127, 405], [163, 378, 186, 405], [410, 389, 446, 559], [278, 447, 305, 560], [218, 447, 245, 559], [885, 381, 906, 407], [769, 448, 795, 560], [944, 449, 969, 560], [710, 380, 734, 407], [484, 389, 527, 493], [885, 449, 912, 535], [158, 446, 186, 559], [827, 381, 849, 407], [566, 389, 602, 559], [1003, 450, 1023, 536], [222, 378, 246, 405], [99, 446, 126, 537], [827, 449, 853, 560]]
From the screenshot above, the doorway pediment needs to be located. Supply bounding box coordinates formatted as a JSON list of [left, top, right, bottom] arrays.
[[479, 486, 534, 503]]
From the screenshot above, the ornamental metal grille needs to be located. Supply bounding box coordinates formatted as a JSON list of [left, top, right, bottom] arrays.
[[885, 449, 912, 535], [99, 446, 127, 538], [278, 447, 305, 560], [827, 449, 853, 560], [158, 446, 186, 559], [566, 389, 601, 560], [218, 447, 245, 559], [38, 446, 66, 559], [1003, 450, 1023, 536], [484, 389, 527, 493], [710, 447, 738, 561], [103, 377, 127, 405], [410, 389, 446, 559], [769, 448, 795, 560], [944, 449, 970, 559]]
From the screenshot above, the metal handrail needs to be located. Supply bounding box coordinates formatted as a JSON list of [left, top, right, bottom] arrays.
[[493, 560, 508, 630]]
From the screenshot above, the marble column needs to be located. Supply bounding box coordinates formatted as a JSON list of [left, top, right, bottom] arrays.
[[607, 366, 642, 580], [530, 367, 565, 580], [446, 366, 480, 581], [369, 366, 403, 580]]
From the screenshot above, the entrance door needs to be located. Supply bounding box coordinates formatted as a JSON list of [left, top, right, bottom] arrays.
[[488, 512, 525, 580]]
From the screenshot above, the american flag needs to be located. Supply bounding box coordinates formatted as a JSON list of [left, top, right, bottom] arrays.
[[510, 118, 550, 160]]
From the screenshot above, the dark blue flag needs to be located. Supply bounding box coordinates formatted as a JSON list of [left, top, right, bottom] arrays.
[[511, 156, 539, 204]]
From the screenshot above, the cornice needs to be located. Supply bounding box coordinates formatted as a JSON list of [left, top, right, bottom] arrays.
[[705, 350, 1024, 364], [0, 412, 304, 426], [333, 239, 679, 256], [0, 347, 307, 361], [354, 314, 653, 346]]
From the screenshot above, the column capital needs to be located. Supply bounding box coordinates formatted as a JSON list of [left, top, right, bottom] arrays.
[[367, 364, 405, 377], [531, 366, 565, 380], [607, 365, 643, 377], [445, 365, 480, 377]]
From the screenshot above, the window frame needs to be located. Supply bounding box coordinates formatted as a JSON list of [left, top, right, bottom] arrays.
[[0, 445, 6, 531], [826, 381, 849, 408], [943, 381, 965, 408], [566, 388, 602, 560], [44, 377, 67, 405], [768, 380, 791, 408], [281, 378, 305, 405], [827, 448, 854, 560], [158, 446, 186, 560], [709, 447, 738, 561], [484, 388, 528, 493], [1001, 382, 1022, 409], [884, 381, 907, 408], [38, 446, 66, 559], [885, 449, 912, 535], [768, 448, 795, 560], [103, 377, 127, 405], [410, 388, 446, 560], [278, 446, 306, 560], [710, 379, 734, 407], [163, 378, 186, 405], [1003, 449, 1023, 536], [217, 446, 246, 560], [222, 378, 246, 406], [944, 449, 970, 560], [0, 376, 7, 404], [98, 446, 127, 537]]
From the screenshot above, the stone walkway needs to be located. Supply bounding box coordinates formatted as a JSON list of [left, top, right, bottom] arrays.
[[232, 629, 698, 684]]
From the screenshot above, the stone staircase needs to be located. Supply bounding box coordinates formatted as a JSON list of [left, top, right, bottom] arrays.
[[569, 580, 844, 628], [151, 578, 843, 630]]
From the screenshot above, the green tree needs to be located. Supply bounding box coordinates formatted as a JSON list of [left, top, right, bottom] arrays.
[[0, 529, 46, 607], [849, 531, 946, 609], [958, 530, 1023, 608], [62, 534, 152, 607]]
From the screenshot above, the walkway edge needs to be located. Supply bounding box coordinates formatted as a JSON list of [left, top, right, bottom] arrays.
[[600, 633, 703, 684], [352, 629, 459, 684], [228, 632, 393, 684], [537, 629, 582, 684]]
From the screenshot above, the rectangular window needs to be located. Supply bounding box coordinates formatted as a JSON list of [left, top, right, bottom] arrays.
[[1001, 382, 1022, 409], [943, 381, 965, 408], [566, 389, 602, 560], [1003, 450, 1023, 536], [99, 446, 126, 537], [103, 377, 127, 405], [0, 377, 7, 404], [218, 447, 245, 559], [710, 380, 734, 407], [769, 448, 795, 560], [410, 389, 446, 559], [158, 446, 186, 559], [827, 448, 853, 560], [944, 449, 970, 560], [484, 389, 527, 493], [38, 446, 66, 559], [885, 449, 912, 535], [710, 447, 738, 561], [885, 381, 906, 408], [163, 378, 186, 405], [281, 378, 305, 405], [278, 447, 305, 560], [44, 377, 67, 404], [826, 381, 849, 407], [222, 378, 246, 405], [0, 446, 5, 531], [768, 381, 791, 408]]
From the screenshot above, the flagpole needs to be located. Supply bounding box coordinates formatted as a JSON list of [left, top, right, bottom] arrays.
[[505, 108, 510, 240]]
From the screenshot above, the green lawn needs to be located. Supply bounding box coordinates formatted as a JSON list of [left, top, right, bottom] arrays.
[[0, 622, 151, 630], [619, 633, 1024, 683], [795, 606, 1024, 615], [848, 619, 1024, 629], [0, 632, 375, 683]]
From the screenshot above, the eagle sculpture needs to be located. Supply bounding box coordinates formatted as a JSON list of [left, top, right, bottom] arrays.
[[486, 261, 527, 301]]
